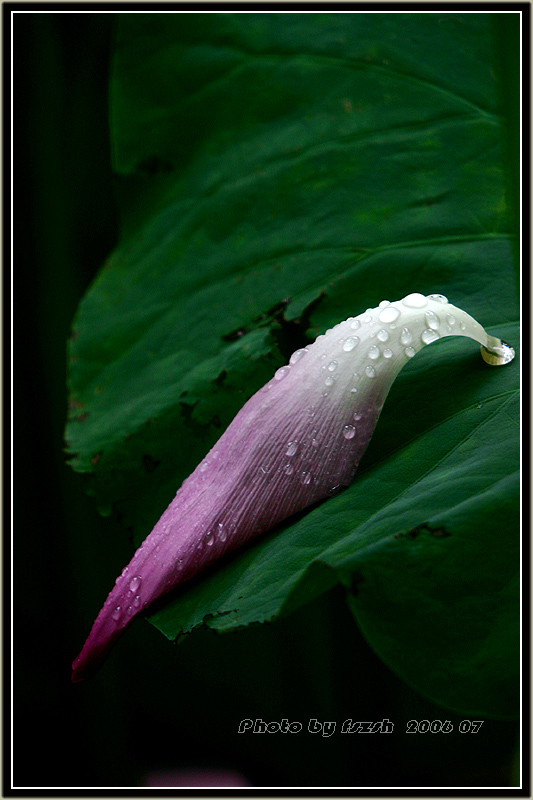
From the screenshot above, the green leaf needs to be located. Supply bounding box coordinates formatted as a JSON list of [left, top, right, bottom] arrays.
[[66, 13, 519, 718]]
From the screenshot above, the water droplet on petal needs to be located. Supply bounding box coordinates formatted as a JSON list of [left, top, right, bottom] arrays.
[[425, 310, 440, 330], [290, 348, 307, 365], [199, 461, 209, 472], [405, 346, 416, 358], [112, 606, 122, 622], [126, 605, 133, 615], [133, 595, 141, 608], [325, 375, 335, 387], [121, 567, 129, 578], [350, 387, 357, 393], [428, 293, 448, 304], [377, 329, 389, 342], [343, 425, 356, 440], [460, 321, 466, 331], [275, 366, 290, 381], [328, 360, 338, 372], [353, 412, 362, 421], [383, 348, 393, 359], [218, 523, 227, 543], [378, 306, 401, 323], [365, 365, 376, 377], [311, 437, 319, 448], [364, 314, 373, 324], [286, 441, 299, 457], [446, 314, 456, 326], [350, 319, 361, 330], [343, 336, 360, 351], [284, 463, 294, 475], [301, 472, 313, 485], [421, 328, 439, 344], [368, 345, 380, 360], [400, 327, 413, 345], [402, 293, 428, 308], [129, 576, 142, 593], [379, 299, 390, 308], [205, 530, 215, 546]]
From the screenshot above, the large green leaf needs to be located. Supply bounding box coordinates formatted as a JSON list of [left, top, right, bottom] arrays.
[[66, 13, 519, 718]]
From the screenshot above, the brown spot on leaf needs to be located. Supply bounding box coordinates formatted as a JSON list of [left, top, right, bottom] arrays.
[[91, 452, 102, 467], [143, 454, 160, 473]]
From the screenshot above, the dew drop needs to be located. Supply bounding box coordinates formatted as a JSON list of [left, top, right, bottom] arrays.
[[121, 567, 129, 578], [368, 345, 380, 360], [325, 375, 335, 387], [428, 293, 448, 304], [301, 472, 313, 485], [218, 523, 227, 543], [133, 595, 141, 608], [286, 441, 299, 457], [377, 329, 389, 342], [311, 437, 319, 448], [379, 299, 390, 308], [402, 293, 427, 308], [328, 360, 338, 372], [199, 461, 209, 473], [383, 348, 393, 359], [350, 387, 358, 393], [400, 327, 413, 345], [343, 424, 356, 440], [290, 348, 307, 365], [421, 328, 439, 344], [353, 412, 363, 421], [112, 606, 122, 622], [425, 310, 440, 330], [446, 314, 456, 326], [115, 575, 122, 585], [126, 605, 133, 615], [343, 336, 360, 351], [283, 463, 294, 475], [350, 319, 361, 330], [364, 314, 373, 324], [378, 306, 401, 323], [405, 346, 416, 358], [460, 321, 466, 331], [129, 576, 142, 593], [275, 366, 290, 381], [205, 530, 215, 546], [365, 365, 376, 378]]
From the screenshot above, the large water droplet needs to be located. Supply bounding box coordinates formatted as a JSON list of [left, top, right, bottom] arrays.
[[290, 348, 307, 365], [400, 327, 413, 345], [129, 576, 142, 593], [377, 329, 389, 342], [421, 328, 439, 344], [365, 365, 376, 378], [425, 310, 440, 330], [343, 336, 360, 352], [383, 348, 393, 359], [286, 441, 299, 457], [402, 293, 427, 308], [428, 293, 448, 304], [112, 606, 122, 622], [218, 523, 227, 543], [378, 299, 390, 307], [368, 345, 380, 360], [343, 425, 356, 440], [378, 306, 401, 323], [301, 472, 313, 485], [350, 319, 361, 330], [405, 346, 416, 358], [328, 360, 338, 372], [275, 366, 290, 381]]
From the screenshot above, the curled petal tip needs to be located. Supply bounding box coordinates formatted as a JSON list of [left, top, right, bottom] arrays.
[[72, 292, 514, 680]]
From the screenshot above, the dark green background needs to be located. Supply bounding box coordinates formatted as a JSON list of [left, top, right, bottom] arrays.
[[14, 12, 520, 789]]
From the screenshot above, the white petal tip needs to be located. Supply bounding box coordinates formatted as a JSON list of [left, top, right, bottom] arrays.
[[480, 342, 515, 366]]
